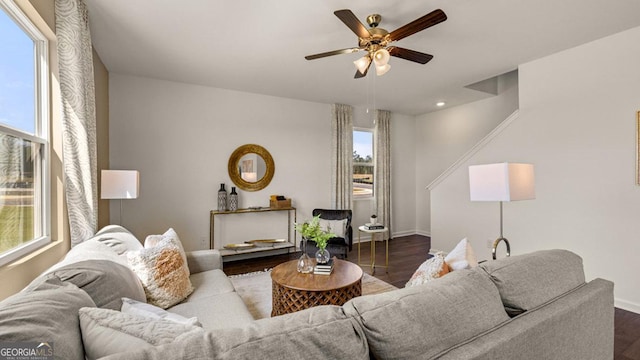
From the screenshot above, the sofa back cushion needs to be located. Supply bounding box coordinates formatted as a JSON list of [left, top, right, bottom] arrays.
[[0, 275, 96, 360], [49, 260, 146, 310], [478, 249, 585, 316], [93, 225, 143, 255], [343, 269, 510, 360], [97, 305, 369, 360]]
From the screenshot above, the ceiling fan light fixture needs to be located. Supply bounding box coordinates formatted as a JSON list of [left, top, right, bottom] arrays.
[[375, 63, 391, 76], [373, 48, 390, 66], [354, 55, 371, 74]]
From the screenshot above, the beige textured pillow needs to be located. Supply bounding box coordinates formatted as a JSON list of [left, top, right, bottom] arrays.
[[405, 252, 450, 287], [144, 228, 189, 275], [127, 238, 193, 309]]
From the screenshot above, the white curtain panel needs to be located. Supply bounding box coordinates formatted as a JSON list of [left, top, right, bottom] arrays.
[[375, 110, 391, 239], [56, 0, 98, 246], [330, 104, 353, 210]]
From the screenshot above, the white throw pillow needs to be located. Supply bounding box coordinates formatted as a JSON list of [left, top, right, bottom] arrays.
[[444, 238, 478, 270], [145, 228, 189, 275], [318, 218, 347, 238], [79, 307, 203, 360], [405, 252, 450, 287], [127, 238, 193, 309], [121, 297, 202, 327]]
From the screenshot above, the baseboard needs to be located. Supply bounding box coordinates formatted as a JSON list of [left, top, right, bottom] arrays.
[[392, 230, 416, 238], [615, 298, 640, 314], [415, 230, 431, 237]]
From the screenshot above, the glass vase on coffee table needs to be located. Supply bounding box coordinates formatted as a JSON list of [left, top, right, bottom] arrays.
[[297, 237, 314, 273]]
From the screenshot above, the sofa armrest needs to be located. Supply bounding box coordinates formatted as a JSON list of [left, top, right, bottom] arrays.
[[186, 250, 222, 273]]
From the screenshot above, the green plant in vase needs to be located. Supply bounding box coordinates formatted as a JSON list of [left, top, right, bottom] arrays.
[[295, 214, 336, 264]]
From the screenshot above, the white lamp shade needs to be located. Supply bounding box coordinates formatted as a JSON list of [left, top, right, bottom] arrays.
[[469, 163, 535, 202], [354, 56, 371, 74], [375, 63, 391, 76], [373, 48, 390, 66], [101, 170, 139, 199]]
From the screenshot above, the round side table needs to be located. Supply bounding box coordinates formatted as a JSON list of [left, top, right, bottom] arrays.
[[270, 259, 363, 316]]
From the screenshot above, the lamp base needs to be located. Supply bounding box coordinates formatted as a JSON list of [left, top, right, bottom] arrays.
[[492, 237, 511, 260]]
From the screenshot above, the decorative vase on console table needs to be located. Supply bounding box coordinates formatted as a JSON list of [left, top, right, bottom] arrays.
[[217, 183, 227, 211], [229, 186, 238, 211]]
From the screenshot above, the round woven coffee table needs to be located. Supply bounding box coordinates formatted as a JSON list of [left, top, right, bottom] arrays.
[[271, 259, 363, 316]]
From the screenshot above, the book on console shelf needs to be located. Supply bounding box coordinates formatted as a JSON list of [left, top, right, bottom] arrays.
[[364, 223, 385, 230]]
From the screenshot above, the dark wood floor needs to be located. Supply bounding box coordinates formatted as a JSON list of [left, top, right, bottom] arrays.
[[223, 234, 640, 359]]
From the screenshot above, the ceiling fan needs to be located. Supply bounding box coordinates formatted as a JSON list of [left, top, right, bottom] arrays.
[[305, 9, 447, 78]]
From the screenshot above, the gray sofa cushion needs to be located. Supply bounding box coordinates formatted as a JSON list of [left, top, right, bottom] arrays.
[[93, 225, 143, 255], [343, 269, 510, 360], [0, 275, 96, 360], [185, 269, 235, 301], [169, 292, 254, 330], [478, 249, 585, 315], [49, 260, 146, 310], [99, 305, 369, 360]]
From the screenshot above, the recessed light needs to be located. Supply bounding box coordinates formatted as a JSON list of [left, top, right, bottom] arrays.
[[436, 101, 446, 107]]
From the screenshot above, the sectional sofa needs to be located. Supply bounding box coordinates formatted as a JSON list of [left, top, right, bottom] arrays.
[[0, 225, 614, 359]]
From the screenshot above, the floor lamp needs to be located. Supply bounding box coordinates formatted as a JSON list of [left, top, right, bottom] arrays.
[[101, 170, 139, 226], [468, 163, 535, 259]]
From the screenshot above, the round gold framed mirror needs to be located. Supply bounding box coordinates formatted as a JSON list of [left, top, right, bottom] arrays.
[[228, 144, 275, 192]]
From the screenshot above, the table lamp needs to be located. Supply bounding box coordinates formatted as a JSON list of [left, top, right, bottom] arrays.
[[101, 170, 139, 225], [469, 163, 535, 259]]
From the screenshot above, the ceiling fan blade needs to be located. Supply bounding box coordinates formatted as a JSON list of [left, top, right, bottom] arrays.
[[305, 47, 364, 60], [354, 62, 370, 78], [388, 9, 447, 42], [389, 47, 433, 64], [334, 9, 371, 39]]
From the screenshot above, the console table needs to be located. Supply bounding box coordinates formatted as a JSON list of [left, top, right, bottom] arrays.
[[209, 207, 296, 258]]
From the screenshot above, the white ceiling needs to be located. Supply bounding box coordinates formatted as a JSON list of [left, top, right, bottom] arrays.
[[84, 0, 640, 115]]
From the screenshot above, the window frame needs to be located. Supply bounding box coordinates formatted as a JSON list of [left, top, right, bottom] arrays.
[[0, 0, 50, 266], [352, 127, 374, 200]]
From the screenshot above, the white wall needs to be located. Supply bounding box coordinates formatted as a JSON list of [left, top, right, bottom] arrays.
[[109, 74, 417, 249], [431, 26, 640, 312], [415, 72, 519, 235]]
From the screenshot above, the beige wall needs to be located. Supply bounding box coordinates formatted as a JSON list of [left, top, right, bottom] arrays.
[[430, 26, 640, 312], [415, 71, 519, 236], [108, 74, 418, 248], [0, 0, 110, 301]]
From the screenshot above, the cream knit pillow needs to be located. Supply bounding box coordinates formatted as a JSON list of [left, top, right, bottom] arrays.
[[127, 238, 193, 309], [405, 252, 450, 287]]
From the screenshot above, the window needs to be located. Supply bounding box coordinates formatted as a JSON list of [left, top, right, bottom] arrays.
[[353, 129, 373, 198], [0, 0, 49, 266]]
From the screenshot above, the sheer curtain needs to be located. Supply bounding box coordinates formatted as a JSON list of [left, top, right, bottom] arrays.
[[331, 104, 353, 209], [56, 0, 98, 246], [374, 110, 391, 239]]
